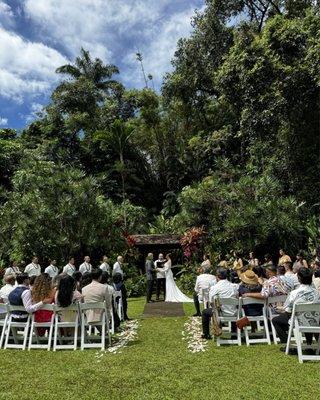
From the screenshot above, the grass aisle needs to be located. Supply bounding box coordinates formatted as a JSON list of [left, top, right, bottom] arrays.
[[0, 298, 319, 400]]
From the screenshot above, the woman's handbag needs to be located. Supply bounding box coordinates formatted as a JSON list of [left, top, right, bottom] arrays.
[[236, 316, 250, 330], [211, 309, 223, 337]]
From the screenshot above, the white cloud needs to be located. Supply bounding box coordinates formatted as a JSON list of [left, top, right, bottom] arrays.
[[0, 1, 15, 28], [0, 116, 8, 126], [25, 102, 44, 123], [0, 27, 68, 103], [122, 7, 198, 88], [23, 1, 201, 82]]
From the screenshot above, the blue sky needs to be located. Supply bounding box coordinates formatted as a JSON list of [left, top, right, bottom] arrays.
[[0, 0, 204, 129]]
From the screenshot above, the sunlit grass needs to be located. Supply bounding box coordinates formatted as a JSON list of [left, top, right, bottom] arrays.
[[0, 297, 319, 400]]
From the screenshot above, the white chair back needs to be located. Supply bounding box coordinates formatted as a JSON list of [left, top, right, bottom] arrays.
[[28, 304, 55, 351], [4, 304, 30, 350]]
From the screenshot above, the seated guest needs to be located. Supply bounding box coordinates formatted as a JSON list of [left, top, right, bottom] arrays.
[[239, 270, 263, 317], [278, 265, 296, 292], [313, 269, 320, 292], [81, 272, 92, 290], [201, 254, 211, 269], [8, 273, 51, 322], [252, 266, 267, 285], [262, 254, 273, 268], [55, 275, 83, 323], [193, 266, 216, 317], [100, 271, 120, 329], [272, 267, 320, 346], [248, 252, 259, 269], [242, 264, 287, 301], [201, 268, 238, 340], [283, 261, 300, 290], [31, 273, 56, 335], [0, 275, 15, 303], [4, 261, 21, 277], [82, 269, 112, 325], [73, 271, 83, 293]]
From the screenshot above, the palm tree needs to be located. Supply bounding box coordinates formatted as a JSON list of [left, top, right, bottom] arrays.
[[56, 48, 119, 91]]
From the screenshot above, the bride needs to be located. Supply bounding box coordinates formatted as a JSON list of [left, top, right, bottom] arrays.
[[157, 254, 192, 303]]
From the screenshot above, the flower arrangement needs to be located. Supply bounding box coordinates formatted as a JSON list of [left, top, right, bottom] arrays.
[[182, 317, 208, 353], [180, 226, 205, 259]]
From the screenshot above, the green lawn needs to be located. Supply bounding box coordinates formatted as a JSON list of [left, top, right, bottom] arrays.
[[0, 298, 319, 400]]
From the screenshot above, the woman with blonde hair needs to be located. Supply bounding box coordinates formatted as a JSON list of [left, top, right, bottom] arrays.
[[32, 273, 56, 335]]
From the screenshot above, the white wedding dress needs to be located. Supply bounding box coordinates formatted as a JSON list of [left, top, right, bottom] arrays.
[[163, 260, 193, 303]]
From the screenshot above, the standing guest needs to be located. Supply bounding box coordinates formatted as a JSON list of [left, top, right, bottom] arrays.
[[273, 268, 320, 346], [201, 268, 238, 340], [248, 252, 259, 269], [113, 273, 130, 321], [293, 251, 308, 273], [31, 273, 56, 336], [233, 251, 244, 276], [145, 253, 155, 303], [4, 261, 21, 277], [25, 256, 41, 277], [278, 249, 292, 266], [79, 256, 92, 275], [262, 254, 273, 268], [193, 266, 216, 317], [63, 257, 76, 276], [201, 254, 211, 269], [218, 254, 229, 269], [154, 254, 166, 301], [100, 271, 121, 330], [99, 256, 110, 273], [82, 269, 112, 325], [0, 275, 15, 303], [45, 259, 59, 279], [55, 275, 83, 323], [113, 256, 124, 277]]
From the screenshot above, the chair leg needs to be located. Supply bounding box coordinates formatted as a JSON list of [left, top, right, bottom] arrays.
[[28, 319, 34, 350], [53, 320, 58, 352], [263, 314, 271, 345], [4, 318, 12, 349], [74, 320, 78, 351], [316, 334, 320, 356], [295, 326, 303, 363], [237, 328, 241, 346], [0, 316, 8, 349], [285, 319, 294, 355]]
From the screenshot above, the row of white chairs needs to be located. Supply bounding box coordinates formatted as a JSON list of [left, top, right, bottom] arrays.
[[0, 301, 115, 351], [200, 292, 320, 362]]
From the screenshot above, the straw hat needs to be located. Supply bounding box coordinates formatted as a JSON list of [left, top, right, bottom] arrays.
[[240, 270, 259, 285]]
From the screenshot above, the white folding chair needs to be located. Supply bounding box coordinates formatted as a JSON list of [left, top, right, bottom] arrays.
[[114, 290, 123, 321], [241, 298, 271, 346], [285, 302, 320, 363], [216, 298, 241, 346], [79, 301, 111, 350], [28, 305, 55, 351], [53, 304, 79, 351], [4, 304, 30, 350], [0, 303, 8, 349], [267, 295, 288, 344]]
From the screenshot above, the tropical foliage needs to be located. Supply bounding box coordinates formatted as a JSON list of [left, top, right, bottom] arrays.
[[0, 0, 319, 266]]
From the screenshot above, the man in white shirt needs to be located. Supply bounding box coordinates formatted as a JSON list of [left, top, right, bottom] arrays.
[[283, 261, 300, 289], [201, 268, 239, 339], [193, 266, 216, 316], [4, 261, 21, 277], [0, 275, 15, 303], [99, 255, 110, 273], [273, 267, 320, 346], [45, 259, 59, 279], [24, 257, 41, 277], [63, 257, 76, 276], [154, 254, 166, 301], [79, 256, 92, 275], [113, 256, 124, 277]]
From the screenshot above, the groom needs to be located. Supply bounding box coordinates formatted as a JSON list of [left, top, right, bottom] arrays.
[[155, 253, 166, 301]]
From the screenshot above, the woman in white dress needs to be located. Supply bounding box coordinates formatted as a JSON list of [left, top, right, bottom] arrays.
[[159, 254, 192, 303]]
